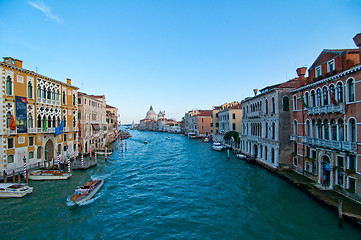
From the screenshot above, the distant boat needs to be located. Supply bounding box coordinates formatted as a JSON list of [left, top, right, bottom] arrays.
[[167, 137, 171, 140], [29, 170, 71, 180], [212, 142, 223, 151], [144, 140, 148, 144], [96, 151, 112, 156], [70, 179, 104, 205], [235, 153, 247, 160], [188, 133, 197, 139], [203, 137, 210, 143], [0, 183, 33, 198]]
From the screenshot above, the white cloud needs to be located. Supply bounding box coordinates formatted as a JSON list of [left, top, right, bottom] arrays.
[[28, 1, 63, 24]]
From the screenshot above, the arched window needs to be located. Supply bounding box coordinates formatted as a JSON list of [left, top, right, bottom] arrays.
[[42, 88, 46, 99], [265, 146, 268, 160], [265, 122, 268, 138], [322, 87, 329, 105], [305, 120, 310, 137], [37, 115, 42, 128], [305, 92, 309, 107], [324, 119, 329, 140], [37, 86, 41, 98], [51, 90, 55, 100], [53, 116, 56, 128], [347, 78, 355, 102], [317, 119, 323, 139], [312, 119, 317, 138], [37, 147, 42, 159], [349, 118, 356, 142], [271, 98, 275, 113], [27, 82, 33, 99], [47, 88, 51, 100], [283, 96, 289, 111], [330, 84, 336, 101], [28, 114, 33, 128], [337, 82, 343, 103], [62, 91, 66, 105], [316, 89, 322, 106], [63, 117, 67, 127], [6, 76, 12, 95], [293, 120, 298, 135], [6, 112, 11, 128], [48, 116, 52, 128], [338, 119, 344, 141], [310, 90, 316, 107], [271, 148, 275, 163], [293, 95, 297, 110], [56, 90, 60, 101], [265, 99, 268, 114], [330, 119, 337, 141], [272, 122, 275, 139]]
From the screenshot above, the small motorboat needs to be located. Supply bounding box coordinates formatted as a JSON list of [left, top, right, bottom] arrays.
[[203, 137, 210, 143], [235, 153, 247, 160], [212, 142, 223, 151], [167, 137, 171, 140], [29, 170, 72, 180], [0, 183, 33, 198], [95, 151, 113, 156], [143, 140, 148, 144], [70, 179, 104, 205]]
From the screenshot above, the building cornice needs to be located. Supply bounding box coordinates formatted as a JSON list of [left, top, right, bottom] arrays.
[[291, 64, 361, 93], [0, 62, 79, 90]]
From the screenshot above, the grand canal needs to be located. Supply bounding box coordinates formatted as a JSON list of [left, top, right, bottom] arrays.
[[1, 129, 361, 239]]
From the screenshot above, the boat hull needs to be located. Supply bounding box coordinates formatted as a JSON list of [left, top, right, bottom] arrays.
[[0, 184, 33, 198], [28, 170, 71, 180], [71, 180, 104, 205]]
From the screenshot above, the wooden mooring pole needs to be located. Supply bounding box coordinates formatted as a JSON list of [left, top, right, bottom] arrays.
[[13, 170, 15, 183], [338, 198, 343, 228], [3, 171, 7, 183]]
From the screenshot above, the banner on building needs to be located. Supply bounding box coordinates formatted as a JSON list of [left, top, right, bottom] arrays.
[[15, 96, 27, 133]]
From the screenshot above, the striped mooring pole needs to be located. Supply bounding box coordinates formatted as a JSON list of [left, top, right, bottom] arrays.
[[57, 154, 60, 169], [105, 147, 107, 160], [81, 153, 84, 168], [67, 156, 71, 173], [23, 156, 27, 184]]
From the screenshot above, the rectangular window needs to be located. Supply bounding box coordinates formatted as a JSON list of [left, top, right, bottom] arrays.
[[348, 155, 356, 170], [7, 155, 14, 163], [348, 177, 356, 191], [316, 66, 322, 77], [337, 156, 344, 168], [28, 151, 34, 159], [232, 113, 235, 119], [8, 138, 14, 148], [293, 157, 298, 166], [29, 136, 34, 146], [232, 123, 236, 131], [337, 171, 344, 186], [305, 161, 310, 172], [64, 134, 67, 141], [311, 150, 317, 160], [328, 60, 335, 72], [293, 142, 297, 153], [306, 146, 310, 157]]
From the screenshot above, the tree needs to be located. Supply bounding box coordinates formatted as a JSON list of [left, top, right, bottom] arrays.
[[223, 131, 240, 143]]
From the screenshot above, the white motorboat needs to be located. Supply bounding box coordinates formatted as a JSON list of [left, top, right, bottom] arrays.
[[235, 153, 247, 160], [188, 133, 197, 139], [95, 151, 113, 156], [212, 142, 223, 151], [203, 137, 210, 143], [70, 179, 104, 205], [0, 183, 33, 198], [29, 170, 72, 180]]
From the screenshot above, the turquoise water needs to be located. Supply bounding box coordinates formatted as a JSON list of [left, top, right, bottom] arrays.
[[1, 129, 361, 239]]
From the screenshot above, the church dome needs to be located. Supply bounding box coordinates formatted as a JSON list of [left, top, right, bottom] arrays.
[[146, 106, 157, 120]]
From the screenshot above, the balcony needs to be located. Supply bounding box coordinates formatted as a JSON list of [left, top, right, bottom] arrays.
[[64, 127, 70, 132], [308, 137, 357, 152], [28, 128, 37, 134], [301, 136, 308, 143], [247, 111, 262, 118], [307, 104, 345, 115], [290, 135, 297, 141], [6, 129, 17, 135]]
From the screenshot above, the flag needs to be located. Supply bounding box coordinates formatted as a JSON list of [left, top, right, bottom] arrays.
[[55, 119, 64, 136], [78, 120, 81, 137], [43, 118, 47, 131], [330, 90, 338, 105], [9, 115, 16, 130], [300, 93, 309, 108]]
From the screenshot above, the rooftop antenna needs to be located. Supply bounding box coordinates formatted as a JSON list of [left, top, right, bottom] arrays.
[[36, 67, 38, 73]]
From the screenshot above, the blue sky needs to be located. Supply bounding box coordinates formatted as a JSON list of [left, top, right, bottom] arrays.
[[1, 0, 360, 123]]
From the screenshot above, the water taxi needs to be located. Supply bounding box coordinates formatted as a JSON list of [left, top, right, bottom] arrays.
[[0, 183, 33, 198], [70, 179, 104, 204], [28, 170, 72, 180], [212, 142, 223, 151]]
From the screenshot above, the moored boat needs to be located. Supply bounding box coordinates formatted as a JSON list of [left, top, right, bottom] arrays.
[[203, 137, 210, 143], [95, 151, 113, 156], [70, 179, 104, 204], [212, 142, 223, 151], [0, 183, 33, 198], [29, 170, 72, 180]]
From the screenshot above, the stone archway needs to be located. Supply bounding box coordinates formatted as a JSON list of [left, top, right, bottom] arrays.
[[45, 140, 54, 162], [253, 144, 258, 158], [320, 155, 331, 187]]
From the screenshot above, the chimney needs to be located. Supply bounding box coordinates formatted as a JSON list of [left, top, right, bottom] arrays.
[[253, 89, 258, 96], [353, 33, 361, 63], [14, 59, 23, 68], [66, 78, 71, 85], [296, 67, 307, 85]]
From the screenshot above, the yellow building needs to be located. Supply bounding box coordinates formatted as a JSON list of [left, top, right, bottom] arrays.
[[1, 57, 79, 177]]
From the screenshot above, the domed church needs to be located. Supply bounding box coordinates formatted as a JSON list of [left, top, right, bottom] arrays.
[[145, 105, 157, 120]]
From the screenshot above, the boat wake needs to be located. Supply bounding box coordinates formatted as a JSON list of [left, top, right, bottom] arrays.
[[66, 192, 103, 207]]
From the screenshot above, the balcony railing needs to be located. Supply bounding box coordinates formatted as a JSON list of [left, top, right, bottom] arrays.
[[6, 129, 17, 134], [247, 111, 262, 118], [307, 104, 345, 115], [308, 137, 357, 152], [301, 136, 308, 143], [64, 127, 70, 132], [28, 128, 37, 134]]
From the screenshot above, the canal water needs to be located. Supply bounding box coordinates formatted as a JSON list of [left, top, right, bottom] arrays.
[[1, 129, 361, 239]]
